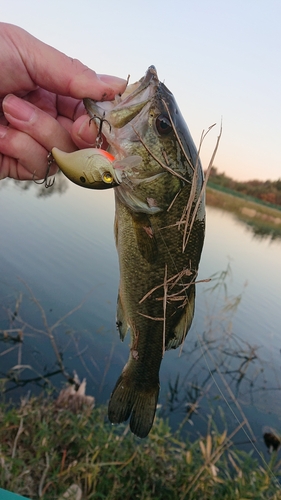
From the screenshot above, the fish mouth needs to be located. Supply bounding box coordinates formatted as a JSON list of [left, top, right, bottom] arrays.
[[140, 65, 159, 86], [83, 65, 160, 129]]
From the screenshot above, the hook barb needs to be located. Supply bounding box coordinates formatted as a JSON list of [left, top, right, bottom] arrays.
[[33, 152, 56, 188]]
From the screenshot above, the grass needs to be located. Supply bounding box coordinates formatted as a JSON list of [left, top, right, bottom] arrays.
[[0, 395, 280, 500], [206, 186, 281, 239]]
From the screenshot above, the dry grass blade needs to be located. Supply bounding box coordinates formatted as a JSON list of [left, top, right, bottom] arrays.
[[137, 312, 164, 321], [161, 98, 195, 171], [12, 416, 24, 459], [180, 419, 247, 499], [0, 344, 20, 357], [200, 336, 256, 442], [139, 268, 194, 304], [180, 123, 222, 252], [38, 452, 50, 498], [132, 125, 190, 184], [181, 162, 200, 252], [162, 264, 168, 356]]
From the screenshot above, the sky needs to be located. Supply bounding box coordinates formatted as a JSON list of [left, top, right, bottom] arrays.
[[2, 0, 281, 181]]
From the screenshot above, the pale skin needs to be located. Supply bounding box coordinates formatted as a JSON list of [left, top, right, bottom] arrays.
[[0, 23, 127, 180]]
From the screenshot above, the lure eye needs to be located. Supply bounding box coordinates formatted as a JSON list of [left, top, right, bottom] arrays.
[[80, 176, 86, 183], [155, 114, 172, 135], [102, 172, 114, 184]]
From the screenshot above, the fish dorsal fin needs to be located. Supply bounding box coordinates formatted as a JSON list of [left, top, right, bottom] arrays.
[[131, 213, 158, 263], [165, 286, 195, 350]]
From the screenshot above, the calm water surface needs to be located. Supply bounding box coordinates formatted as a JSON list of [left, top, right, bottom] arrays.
[[1, 176, 280, 456]]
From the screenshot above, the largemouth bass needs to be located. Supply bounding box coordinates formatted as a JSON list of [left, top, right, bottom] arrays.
[[52, 66, 205, 438]]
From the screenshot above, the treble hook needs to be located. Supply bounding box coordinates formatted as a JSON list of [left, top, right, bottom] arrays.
[[33, 152, 55, 188], [89, 112, 111, 149]]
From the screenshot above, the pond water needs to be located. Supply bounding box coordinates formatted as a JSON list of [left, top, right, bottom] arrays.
[[0, 176, 281, 458]]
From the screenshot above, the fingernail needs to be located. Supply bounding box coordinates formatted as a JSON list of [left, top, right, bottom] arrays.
[[98, 75, 127, 95], [3, 94, 36, 122]]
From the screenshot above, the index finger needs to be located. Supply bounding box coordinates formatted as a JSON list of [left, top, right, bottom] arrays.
[[23, 42, 127, 101], [7, 24, 127, 101]]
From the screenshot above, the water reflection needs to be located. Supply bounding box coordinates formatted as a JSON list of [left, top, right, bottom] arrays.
[[10, 171, 69, 198], [0, 282, 98, 396], [244, 220, 281, 240], [169, 272, 278, 391]]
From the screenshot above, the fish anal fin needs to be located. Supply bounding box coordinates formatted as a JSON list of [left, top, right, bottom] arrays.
[[166, 287, 195, 350], [108, 368, 159, 439]]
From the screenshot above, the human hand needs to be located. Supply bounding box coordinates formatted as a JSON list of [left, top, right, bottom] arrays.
[[0, 23, 127, 181]]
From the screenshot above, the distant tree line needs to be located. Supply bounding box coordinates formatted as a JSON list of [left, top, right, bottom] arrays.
[[208, 167, 281, 207]]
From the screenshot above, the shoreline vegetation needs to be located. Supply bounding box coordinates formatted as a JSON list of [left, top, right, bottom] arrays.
[[206, 167, 281, 239], [0, 395, 280, 499], [208, 168, 281, 209], [206, 185, 281, 239]]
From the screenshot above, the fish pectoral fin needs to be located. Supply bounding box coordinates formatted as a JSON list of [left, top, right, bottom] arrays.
[[108, 371, 159, 439], [165, 286, 195, 350], [132, 213, 158, 263], [116, 292, 129, 341], [113, 155, 142, 171]]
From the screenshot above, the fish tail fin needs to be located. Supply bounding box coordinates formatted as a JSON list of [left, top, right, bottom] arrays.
[[130, 386, 159, 438], [108, 370, 159, 438]]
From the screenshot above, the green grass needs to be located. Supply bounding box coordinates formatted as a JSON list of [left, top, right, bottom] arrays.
[[0, 395, 280, 499]]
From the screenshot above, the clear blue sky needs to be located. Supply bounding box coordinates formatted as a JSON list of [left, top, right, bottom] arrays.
[[2, 0, 281, 181]]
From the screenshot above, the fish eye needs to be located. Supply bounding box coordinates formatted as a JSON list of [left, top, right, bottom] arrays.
[[155, 114, 172, 135], [80, 176, 86, 183], [102, 172, 114, 184]]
